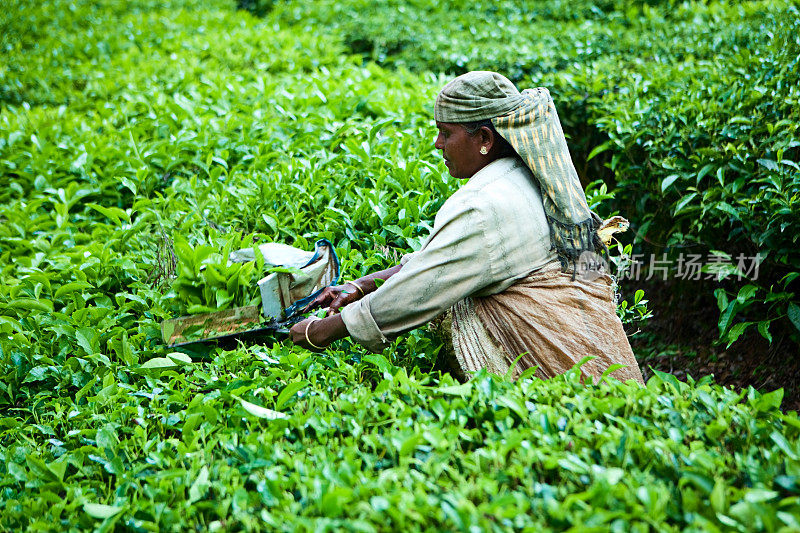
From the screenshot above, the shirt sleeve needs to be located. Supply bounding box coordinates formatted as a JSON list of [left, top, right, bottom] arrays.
[[340, 195, 493, 352], [399, 251, 418, 266]]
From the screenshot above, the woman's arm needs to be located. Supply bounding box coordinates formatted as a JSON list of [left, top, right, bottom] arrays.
[[289, 312, 349, 351], [290, 263, 405, 350], [293, 191, 494, 352], [348, 264, 403, 296], [340, 201, 493, 352], [305, 263, 404, 315]]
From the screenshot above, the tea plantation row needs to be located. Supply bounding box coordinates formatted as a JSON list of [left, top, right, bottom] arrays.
[[1, 0, 800, 530]]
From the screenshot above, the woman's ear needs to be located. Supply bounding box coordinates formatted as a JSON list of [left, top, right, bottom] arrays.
[[479, 125, 495, 150]]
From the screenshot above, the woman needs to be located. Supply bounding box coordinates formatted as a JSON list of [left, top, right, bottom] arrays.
[[290, 71, 643, 384]]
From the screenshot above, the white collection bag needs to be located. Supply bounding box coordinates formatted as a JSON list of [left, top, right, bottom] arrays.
[[229, 239, 339, 321]]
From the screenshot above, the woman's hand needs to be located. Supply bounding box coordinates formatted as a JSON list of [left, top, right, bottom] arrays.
[[289, 317, 325, 352], [305, 282, 364, 315], [289, 314, 348, 352], [304, 265, 404, 315]]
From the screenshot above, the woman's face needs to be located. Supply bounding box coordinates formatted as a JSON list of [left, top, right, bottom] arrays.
[[434, 122, 486, 180]]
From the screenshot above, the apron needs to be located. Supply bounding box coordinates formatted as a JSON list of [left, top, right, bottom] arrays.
[[434, 262, 644, 384]]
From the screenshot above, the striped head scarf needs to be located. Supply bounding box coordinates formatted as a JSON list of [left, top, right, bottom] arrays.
[[435, 71, 604, 271]]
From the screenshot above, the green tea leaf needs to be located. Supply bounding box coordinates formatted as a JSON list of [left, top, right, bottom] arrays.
[[76, 327, 99, 355], [437, 382, 473, 396], [237, 397, 287, 420], [83, 503, 124, 519], [5, 298, 54, 313], [54, 281, 94, 298], [140, 357, 179, 370], [167, 352, 193, 365], [275, 380, 308, 410], [87, 203, 130, 225], [188, 466, 210, 504], [788, 303, 800, 333]]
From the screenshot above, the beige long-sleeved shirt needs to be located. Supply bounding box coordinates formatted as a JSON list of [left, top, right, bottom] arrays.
[[340, 156, 558, 352]]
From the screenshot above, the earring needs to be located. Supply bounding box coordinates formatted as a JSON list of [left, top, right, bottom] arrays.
[[480, 146, 488, 155]]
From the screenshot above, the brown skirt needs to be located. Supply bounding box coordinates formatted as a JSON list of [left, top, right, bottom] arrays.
[[438, 262, 644, 384]]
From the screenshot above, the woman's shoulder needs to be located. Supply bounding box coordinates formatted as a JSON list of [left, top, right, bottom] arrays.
[[463, 158, 541, 204], [463, 157, 527, 189], [436, 157, 541, 226]]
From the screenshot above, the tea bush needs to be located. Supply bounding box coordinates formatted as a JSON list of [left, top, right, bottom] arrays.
[[168, 234, 262, 314], [2, 0, 800, 530]]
